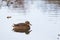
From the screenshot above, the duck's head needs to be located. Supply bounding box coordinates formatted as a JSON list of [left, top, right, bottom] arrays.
[[25, 21, 32, 26]]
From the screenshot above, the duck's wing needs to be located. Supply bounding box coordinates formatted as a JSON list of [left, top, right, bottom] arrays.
[[14, 23, 25, 26], [17, 23, 26, 26]]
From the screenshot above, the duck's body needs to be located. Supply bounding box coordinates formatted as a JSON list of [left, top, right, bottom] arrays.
[[13, 21, 32, 34], [13, 23, 30, 32]]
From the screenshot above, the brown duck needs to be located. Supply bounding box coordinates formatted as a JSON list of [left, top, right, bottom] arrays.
[[13, 21, 32, 34]]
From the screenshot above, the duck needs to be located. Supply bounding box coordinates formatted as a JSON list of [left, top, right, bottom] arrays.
[[13, 21, 32, 34]]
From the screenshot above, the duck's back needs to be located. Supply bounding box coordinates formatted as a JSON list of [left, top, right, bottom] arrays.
[[18, 23, 27, 26], [13, 23, 30, 31], [18, 23, 30, 30]]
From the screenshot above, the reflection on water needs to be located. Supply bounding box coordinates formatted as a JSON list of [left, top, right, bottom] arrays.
[[0, 0, 33, 13], [36, 0, 60, 23]]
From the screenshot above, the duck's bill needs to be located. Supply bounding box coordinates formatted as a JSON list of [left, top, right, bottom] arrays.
[[30, 24, 32, 26]]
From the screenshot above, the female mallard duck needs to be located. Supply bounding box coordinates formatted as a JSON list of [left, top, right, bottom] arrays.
[[13, 21, 32, 34]]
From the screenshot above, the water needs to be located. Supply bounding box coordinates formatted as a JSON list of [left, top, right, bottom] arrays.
[[0, 0, 60, 40]]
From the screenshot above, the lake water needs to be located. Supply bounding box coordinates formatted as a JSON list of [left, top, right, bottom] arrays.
[[0, 0, 60, 40]]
